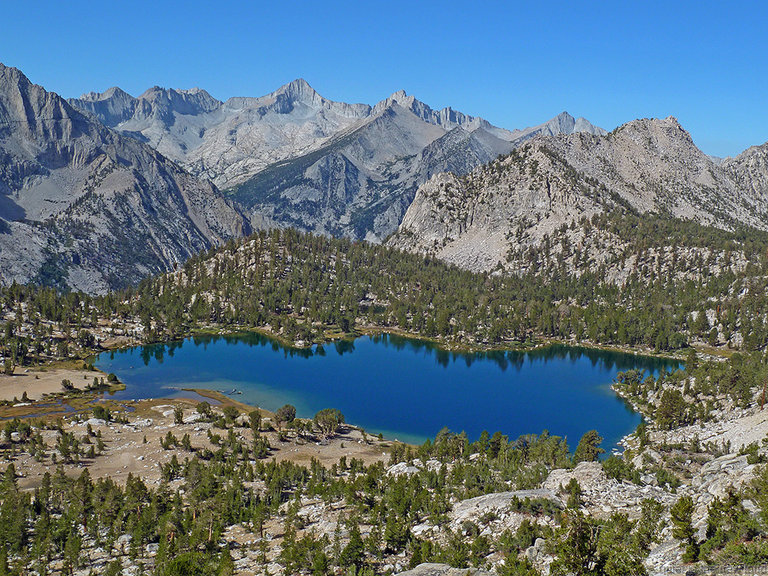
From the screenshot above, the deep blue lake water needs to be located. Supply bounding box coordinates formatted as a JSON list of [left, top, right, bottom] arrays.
[[95, 333, 680, 450]]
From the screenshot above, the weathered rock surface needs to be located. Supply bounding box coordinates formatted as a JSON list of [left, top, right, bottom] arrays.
[[690, 453, 754, 504], [0, 63, 249, 292], [394, 563, 495, 576], [450, 489, 563, 525], [389, 143, 606, 272], [659, 404, 768, 453], [543, 462, 675, 518], [232, 107, 603, 241]]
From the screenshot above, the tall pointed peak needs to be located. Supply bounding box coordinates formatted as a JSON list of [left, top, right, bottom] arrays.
[[546, 111, 576, 132], [0, 62, 31, 89], [287, 78, 313, 91], [544, 111, 605, 136], [372, 89, 420, 115], [138, 85, 167, 99], [272, 78, 321, 103]]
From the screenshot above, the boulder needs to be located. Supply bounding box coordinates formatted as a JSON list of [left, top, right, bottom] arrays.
[[543, 461, 608, 493], [395, 563, 495, 576], [451, 489, 563, 525]]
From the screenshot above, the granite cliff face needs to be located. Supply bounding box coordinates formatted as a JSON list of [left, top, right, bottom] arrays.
[[0, 63, 249, 293], [540, 117, 768, 227], [389, 144, 608, 272], [722, 141, 768, 204], [390, 118, 768, 274]]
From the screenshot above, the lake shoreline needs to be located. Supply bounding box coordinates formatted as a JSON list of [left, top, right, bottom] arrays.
[[2, 328, 683, 453], [186, 323, 687, 363], [93, 332, 680, 451]]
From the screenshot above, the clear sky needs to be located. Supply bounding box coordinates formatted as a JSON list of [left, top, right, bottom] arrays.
[[2, 0, 766, 157]]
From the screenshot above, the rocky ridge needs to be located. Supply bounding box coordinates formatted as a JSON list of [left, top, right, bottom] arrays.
[[232, 107, 605, 241], [0, 63, 249, 292], [390, 117, 768, 275]]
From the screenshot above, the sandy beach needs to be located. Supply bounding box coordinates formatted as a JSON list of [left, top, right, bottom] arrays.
[[0, 366, 103, 401]]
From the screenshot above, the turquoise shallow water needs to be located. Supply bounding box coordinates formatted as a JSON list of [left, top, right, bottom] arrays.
[[95, 333, 680, 449]]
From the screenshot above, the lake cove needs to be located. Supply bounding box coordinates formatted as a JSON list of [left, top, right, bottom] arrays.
[[95, 333, 680, 449]]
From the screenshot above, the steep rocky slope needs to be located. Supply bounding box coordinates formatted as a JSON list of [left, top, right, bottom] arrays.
[[542, 118, 767, 226], [232, 101, 604, 241], [0, 63, 249, 293], [390, 117, 768, 275]]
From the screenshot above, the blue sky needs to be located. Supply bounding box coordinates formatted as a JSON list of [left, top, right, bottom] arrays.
[[2, 1, 765, 156]]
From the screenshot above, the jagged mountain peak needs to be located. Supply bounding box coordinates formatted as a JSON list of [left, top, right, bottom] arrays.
[[230, 77, 373, 121], [374, 89, 430, 115], [0, 62, 24, 81], [510, 111, 606, 143], [180, 87, 208, 96], [0, 63, 38, 96], [0, 63, 89, 141], [544, 111, 579, 134], [371, 90, 487, 135], [0, 63, 249, 292], [272, 78, 318, 100], [136, 85, 221, 110], [380, 89, 416, 108], [77, 86, 134, 102]]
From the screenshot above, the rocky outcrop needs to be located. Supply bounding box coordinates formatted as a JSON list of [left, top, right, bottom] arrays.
[[450, 489, 563, 524], [389, 143, 607, 272], [394, 563, 495, 576], [656, 405, 768, 454], [0, 63, 249, 292], [723, 142, 768, 205], [543, 462, 675, 518]]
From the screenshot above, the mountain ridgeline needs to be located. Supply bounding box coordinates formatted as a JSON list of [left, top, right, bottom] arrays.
[[4, 61, 768, 296], [390, 117, 768, 278], [69, 78, 605, 242], [0, 63, 249, 293]]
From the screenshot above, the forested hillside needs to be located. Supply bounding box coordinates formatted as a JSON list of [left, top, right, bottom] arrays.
[[130, 223, 768, 353], [4, 217, 767, 372]]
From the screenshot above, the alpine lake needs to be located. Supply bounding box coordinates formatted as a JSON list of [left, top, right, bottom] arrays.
[[95, 333, 681, 451]]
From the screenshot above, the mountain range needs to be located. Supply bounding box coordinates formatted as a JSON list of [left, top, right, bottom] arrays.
[[69, 79, 604, 241], [3, 61, 768, 293]]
